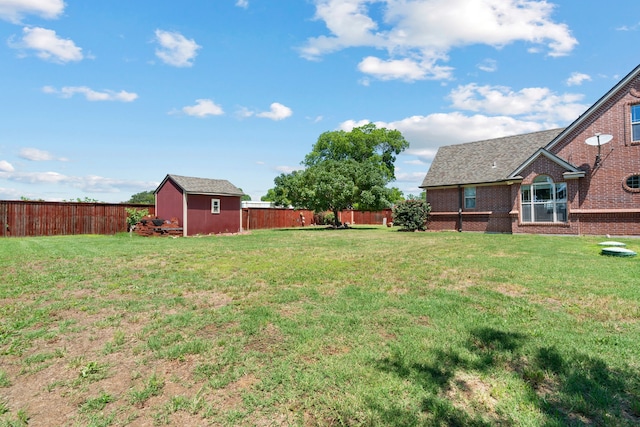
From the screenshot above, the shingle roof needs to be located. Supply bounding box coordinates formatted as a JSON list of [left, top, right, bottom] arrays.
[[420, 128, 565, 188], [164, 174, 244, 196]]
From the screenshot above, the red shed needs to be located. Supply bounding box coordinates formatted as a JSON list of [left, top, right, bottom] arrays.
[[154, 174, 244, 236]]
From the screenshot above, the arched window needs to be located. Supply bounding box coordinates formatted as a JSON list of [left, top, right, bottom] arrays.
[[520, 176, 567, 223]]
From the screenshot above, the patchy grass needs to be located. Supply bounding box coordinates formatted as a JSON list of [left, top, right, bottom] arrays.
[[0, 228, 639, 425]]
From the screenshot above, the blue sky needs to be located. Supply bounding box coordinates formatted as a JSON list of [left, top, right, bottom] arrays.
[[0, 0, 639, 202]]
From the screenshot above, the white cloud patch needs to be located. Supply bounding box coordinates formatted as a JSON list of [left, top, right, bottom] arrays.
[[19, 147, 68, 161], [154, 29, 201, 67], [0, 160, 15, 172], [302, 0, 577, 81], [395, 171, 429, 183], [566, 72, 591, 86], [181, 99, 224, 117], [275, 165, 303, 174], [0, 186, 22, 199], [339, 76, 592, 166], [42, 85, 138, 102], [477, 58, 497, 72], [0, 0, 65, 23], [236, 0, 249, 8], [9, 26, 83, 63], [358, 56, 451, 81], [0, 168, 158, 195], [256, 102, 293, 121], [448, 83, 588, 123], [341, 113, 548, 163], [616, 22, 640, 31]]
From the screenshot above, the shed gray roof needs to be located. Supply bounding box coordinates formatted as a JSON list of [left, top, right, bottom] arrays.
[[161, 174, 244, 196], [420, 128, 565, 188]]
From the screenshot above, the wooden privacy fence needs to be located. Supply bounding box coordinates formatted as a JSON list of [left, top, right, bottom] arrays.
[[0, 200, 393, 237], [0, 201, 155, 237], [242, 208, 393, 230]]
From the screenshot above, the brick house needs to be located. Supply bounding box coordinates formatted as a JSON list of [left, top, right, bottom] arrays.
[[155, 174, 244, 236], [420, 64, 640, 236]]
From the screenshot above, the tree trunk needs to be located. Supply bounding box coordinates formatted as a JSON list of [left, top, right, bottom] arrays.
[[333, 208, 340, 227]]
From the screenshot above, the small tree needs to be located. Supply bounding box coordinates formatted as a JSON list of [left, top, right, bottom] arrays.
[[392, 199, 430, 231], [125, 207, 149, 231]]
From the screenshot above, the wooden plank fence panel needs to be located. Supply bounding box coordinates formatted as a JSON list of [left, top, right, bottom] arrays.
[[0, 201, 155, 237], [1, 200, 394, 236], [242, 208, 393, 230]]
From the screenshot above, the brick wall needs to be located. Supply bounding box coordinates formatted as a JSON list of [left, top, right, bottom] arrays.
[[425, 73, 640, 236], [426, 185, 512, 233]]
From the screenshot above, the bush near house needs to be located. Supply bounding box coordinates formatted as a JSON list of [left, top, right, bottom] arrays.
[[392, 199, 431, 231]]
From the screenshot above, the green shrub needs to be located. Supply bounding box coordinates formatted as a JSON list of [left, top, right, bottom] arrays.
[[313, 212, 336, 225], [125, 208, 149, 231], [392, 199, 430, 231]]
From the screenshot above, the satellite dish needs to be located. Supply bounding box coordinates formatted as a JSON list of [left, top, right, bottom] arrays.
[[585, 134, 613, 146], [585, 134, 613, 167]]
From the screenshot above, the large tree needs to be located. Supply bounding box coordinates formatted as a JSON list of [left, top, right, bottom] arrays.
[[267, 123, 409, 226], [125, 191, 155, 204], [303, 122, 408, 179]]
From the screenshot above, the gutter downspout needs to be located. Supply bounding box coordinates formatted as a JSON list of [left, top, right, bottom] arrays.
[[182, 192, 188, 237], [458, 185, 463, 232], [240, 203, 244, 232]]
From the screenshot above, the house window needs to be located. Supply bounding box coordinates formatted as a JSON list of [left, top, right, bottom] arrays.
[[464, 187, 476, 209], [521, 176, 567, 223], [623, 174, 640, 192], [632, 104, 640, 142], [211, 198, 220, 214]]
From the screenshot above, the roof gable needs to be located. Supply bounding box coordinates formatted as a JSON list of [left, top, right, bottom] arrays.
[[420, 128, 564, 188], [156, 174, 244, 196], [508, 148, 584, 179], [545, 63, 640, 151]]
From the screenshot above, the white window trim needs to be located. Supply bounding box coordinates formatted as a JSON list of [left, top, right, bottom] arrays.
[[211, 198, 220, 214], [521, 177, 567, 223]]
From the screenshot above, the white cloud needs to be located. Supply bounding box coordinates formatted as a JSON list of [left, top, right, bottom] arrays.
[[358, 56, 452, 81], [0, 160, 14, 172], [275, 165, 303, 174], [235, 0, 249, 8], [340, 113, 548, 163], [235, 106, 255, 119], [566, 72, 591, 86], [256, 102, 293, 121], [403, 159, 428, 165], [302, 0, 577, 81], [19, 147, 68, 161], [9, 26, 83, 63], [477, 58, 497, 72], [181, 99, 224, 117], [616, 22, 640, 31], [154, 29, 201, 67], [43, 85, 138, 102], [0, 0, 64, 23], [0, 186, 22, 199], [448, 83, 588, 123], [339, 77, 592, 165], [0, 168, 158, 195], [0, 170, 67, 184], [395, 171, 429, 183]]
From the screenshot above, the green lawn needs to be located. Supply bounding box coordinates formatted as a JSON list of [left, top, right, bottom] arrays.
[[0, 228, 638, 426]]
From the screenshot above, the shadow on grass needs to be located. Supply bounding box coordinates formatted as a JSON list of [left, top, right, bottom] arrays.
[[373, 327, 640, 426], [271, 226, 381, 232]]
